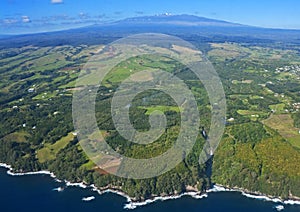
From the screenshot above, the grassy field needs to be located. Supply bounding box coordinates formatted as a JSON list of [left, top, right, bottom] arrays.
[[263, 114, 300, 149], [139, 105, 180, 115], [269, 103, 286, 114], [237, 109, 269, 121], [37, 132, 74, 163], [33, 91, 58, 100], [237, 109, 267, 116], [3, 131, 29, 143], [80, 160, 95, 170], [102, 55, 176, 86]]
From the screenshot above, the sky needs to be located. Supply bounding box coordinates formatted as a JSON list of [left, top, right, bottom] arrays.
[[1, 0, 300, 34]]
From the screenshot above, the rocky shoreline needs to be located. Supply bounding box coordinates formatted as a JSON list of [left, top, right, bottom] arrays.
[[1, 162, 300, 209]]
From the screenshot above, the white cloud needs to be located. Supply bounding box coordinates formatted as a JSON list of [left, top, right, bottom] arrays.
[[79, 12, 90, 19], [3, 19, 18, 24], [22, 16, 31, 23], [51, 0, 63, 4]]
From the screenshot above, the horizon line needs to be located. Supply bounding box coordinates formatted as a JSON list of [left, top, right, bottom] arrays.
[[2, 13, 300, 36]]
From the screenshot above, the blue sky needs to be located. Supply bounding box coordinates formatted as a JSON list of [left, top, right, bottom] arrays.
[[1, 0, 300, 34]]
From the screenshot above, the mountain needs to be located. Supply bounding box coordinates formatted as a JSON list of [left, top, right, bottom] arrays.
[[1, 13, 300, 205], [1, 14, 300, 48], [112, 14, 243, 27]]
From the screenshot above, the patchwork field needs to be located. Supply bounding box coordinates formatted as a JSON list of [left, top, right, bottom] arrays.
[[37, 132, 74, 163], [263, 114, 300, 149]]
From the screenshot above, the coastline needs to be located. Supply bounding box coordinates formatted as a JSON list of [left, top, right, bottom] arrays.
[[208, 184, 300, 206], [1, 162, 300, 209]]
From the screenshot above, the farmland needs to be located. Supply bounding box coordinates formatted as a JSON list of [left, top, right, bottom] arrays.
[[0, 37, 300, 200]]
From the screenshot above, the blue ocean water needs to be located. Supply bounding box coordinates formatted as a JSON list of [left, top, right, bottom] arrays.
[[0, 167, 299, 212]]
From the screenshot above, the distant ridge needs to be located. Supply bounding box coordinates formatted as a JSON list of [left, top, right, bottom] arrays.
[[1, 14, 300, 48], [113, 14, 244, 27]]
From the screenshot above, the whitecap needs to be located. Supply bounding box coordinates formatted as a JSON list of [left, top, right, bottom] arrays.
[[65, 181, 87, 189], [207, 184, 233, 192], [53, 187, 64, 192], [283, 199, 300, 205], [82, 196, 95, 201], [124, 192, 207, 210], [275, 205, 284, 211]]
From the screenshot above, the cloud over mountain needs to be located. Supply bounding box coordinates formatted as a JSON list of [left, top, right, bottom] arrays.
[[51, 0, 63, 4], [22, 16, 31, 23]]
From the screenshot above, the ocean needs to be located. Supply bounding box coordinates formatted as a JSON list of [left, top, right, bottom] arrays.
[[0, 167, 299, 212]]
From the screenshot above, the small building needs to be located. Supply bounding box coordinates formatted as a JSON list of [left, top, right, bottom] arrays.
[[28, 88, 35, 93]]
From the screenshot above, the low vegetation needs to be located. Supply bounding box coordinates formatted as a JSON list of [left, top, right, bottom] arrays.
[[0, 38, 300, 201]]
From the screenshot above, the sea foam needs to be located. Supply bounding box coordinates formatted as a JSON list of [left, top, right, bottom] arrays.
[[1, 163, 300, 209], [124, 192, 207, 209]]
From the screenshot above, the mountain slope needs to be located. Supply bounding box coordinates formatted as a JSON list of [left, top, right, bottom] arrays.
[[1, 14, 300, 48], [113, 14, 243, 27]]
